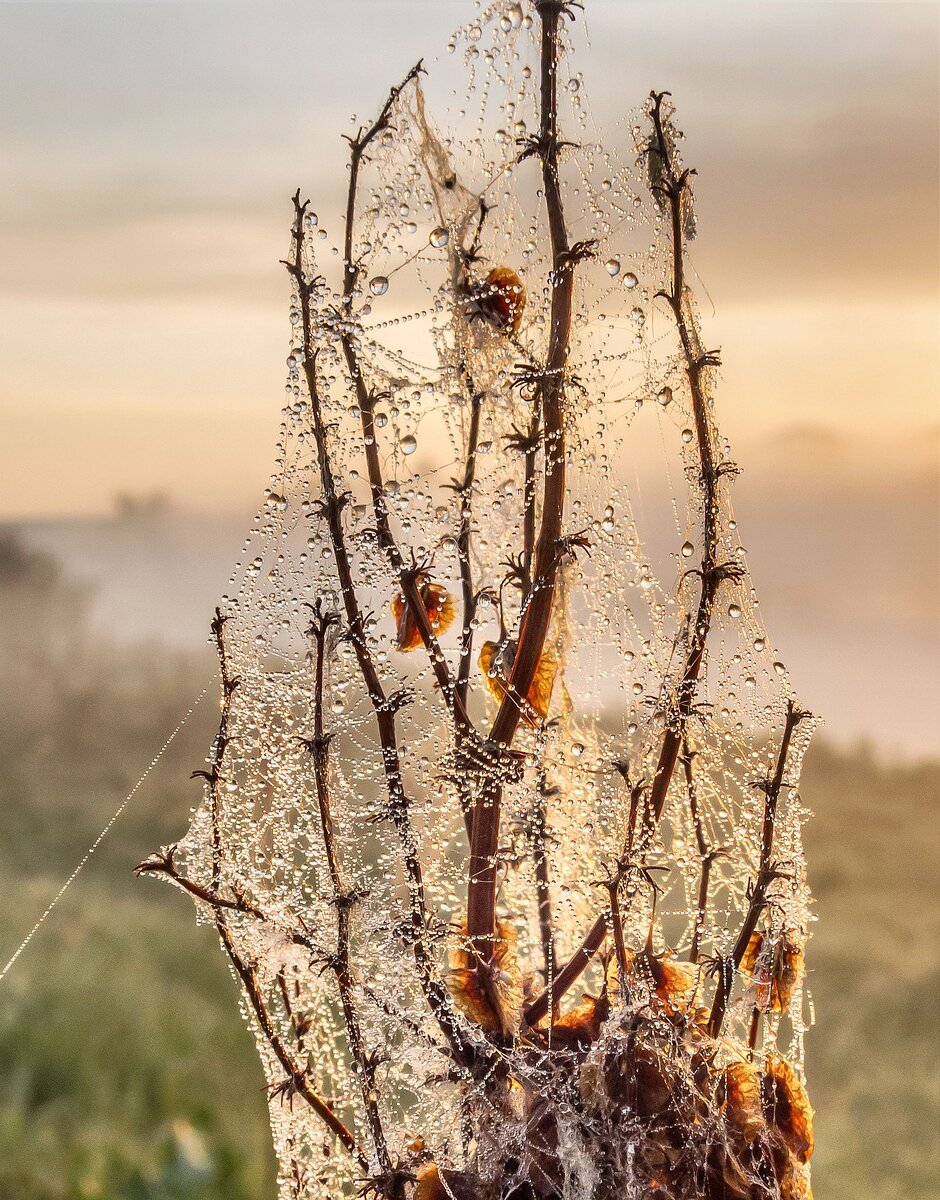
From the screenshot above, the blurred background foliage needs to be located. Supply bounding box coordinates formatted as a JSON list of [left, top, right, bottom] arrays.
[[0, 530, 936, 1200]]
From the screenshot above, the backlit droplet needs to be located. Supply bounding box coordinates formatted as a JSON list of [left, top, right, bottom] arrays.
[[623, 271, 639, 289], [429, 226, 449, 248], [681, 428, 694, 443], [728, 603, 742, 619], [605, 258, 621, 277], [400, 435, 417, 455], [681, 541, 694, 558], [630, 306, 646, 325], [657, 386, 673, 407], [369, 276, 389, 297]]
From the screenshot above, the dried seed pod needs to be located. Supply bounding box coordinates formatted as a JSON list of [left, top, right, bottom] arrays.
[[391, 577, 456, 651], [720, 1059, 765, 1144]]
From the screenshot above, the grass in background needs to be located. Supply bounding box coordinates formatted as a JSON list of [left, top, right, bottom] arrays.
[[0, 532, 936, 1198]]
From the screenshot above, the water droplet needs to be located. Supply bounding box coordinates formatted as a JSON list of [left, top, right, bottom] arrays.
[[505, 3, 523, 28], [681, 428, 694, 444], [630, 306, 646, 326], [400, 435, 417, 455], [728, 603, 742, 619], [429, 226, 449, 249], [369, 276, 389, 297], [657, 386, 673, 407], [605, 258, 621, 277], [681, 541, 694, 558], [571, 742, 585, 758], [773, 660, 786, 675], [753, 637, 766, 652], [623, 272, 639, 289]]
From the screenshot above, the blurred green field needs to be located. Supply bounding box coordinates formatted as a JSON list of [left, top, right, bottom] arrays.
[[0, 533, 937, 1199]]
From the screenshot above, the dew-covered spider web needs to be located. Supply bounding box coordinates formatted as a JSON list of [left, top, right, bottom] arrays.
[[143, 5, 818, 1198]]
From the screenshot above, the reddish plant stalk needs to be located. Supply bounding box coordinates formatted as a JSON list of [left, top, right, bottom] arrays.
[[467, 0, 588, 955]]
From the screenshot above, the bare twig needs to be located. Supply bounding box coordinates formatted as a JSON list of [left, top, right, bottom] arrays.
[[522, 87, 739, 1014], [216, 918, 366, 1166], [336, 64, 471, 730], [707, 700, 809, 1037], [304, 602, 395, 1186]]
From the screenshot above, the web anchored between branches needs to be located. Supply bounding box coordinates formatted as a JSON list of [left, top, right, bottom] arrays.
[[139, 5, 818, 1199]]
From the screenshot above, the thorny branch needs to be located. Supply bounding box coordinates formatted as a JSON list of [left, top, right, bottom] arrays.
[[304, 602, 396, 1190], [707, 699, 810, 1037]]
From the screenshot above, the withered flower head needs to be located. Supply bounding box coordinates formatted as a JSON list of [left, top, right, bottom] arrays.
[[391, 577, 456, 652], [446, 918, 523, 1038]]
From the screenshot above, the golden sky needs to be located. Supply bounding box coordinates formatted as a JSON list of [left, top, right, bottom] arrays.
[[0, 1, 937, 753]]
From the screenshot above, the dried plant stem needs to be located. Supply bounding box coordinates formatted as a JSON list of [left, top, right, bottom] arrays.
[[202, 608, 236, 889], [526, 86, 738, 1017], [467, 0, 590, 954], [284, 193, 473, 1067], [682, 741, 718, 964], [305, 604, 395, 1186], [216, 918, 366, 1167], [139, 615, 365, 1160], [532, 775, 558, 985], [338, 64, 471, 732], [707, 699, 808, 1037]]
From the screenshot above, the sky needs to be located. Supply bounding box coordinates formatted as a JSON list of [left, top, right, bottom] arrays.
[[0, 1, 937, 754]]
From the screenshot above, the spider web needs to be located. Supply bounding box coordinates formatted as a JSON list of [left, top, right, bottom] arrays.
[[160, 6, 817, 1198]]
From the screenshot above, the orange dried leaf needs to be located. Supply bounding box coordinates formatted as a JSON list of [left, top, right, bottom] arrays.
[[392, 579, 456, 652], [720, 1059, 765, 1143], [763, 1054, 815, 1164], [478, 639, 556, 723], [413, 1164, 445, 1200], [645, 952, 700, 1016]]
